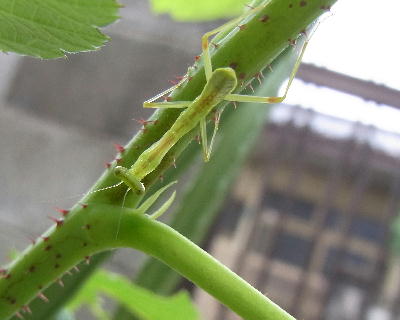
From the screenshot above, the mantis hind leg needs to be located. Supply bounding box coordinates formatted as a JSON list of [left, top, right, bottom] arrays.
[[225, 35, 309, 105]]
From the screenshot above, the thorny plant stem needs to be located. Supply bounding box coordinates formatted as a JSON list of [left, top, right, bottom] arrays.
[[1, 205, 295, 320], [0, 0, 337, 319]]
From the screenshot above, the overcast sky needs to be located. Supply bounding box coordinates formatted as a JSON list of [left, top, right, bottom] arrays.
[[304, 0, 399, 90], [282, 0, 400, 151]]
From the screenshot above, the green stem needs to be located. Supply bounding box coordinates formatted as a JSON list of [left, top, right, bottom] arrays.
[[115, 211, 294, 320], [0, 205, 295, 320]]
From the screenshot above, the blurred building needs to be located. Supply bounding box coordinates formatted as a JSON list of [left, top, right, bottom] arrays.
[[195, 105, 400, 320]]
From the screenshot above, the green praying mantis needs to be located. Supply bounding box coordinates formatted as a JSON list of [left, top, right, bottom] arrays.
[[114, 3, 308, 197]]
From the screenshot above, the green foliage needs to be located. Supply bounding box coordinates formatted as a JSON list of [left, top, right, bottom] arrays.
[[67, 269, 199, 320], [0, 0, 120, 58], [149, 0, 248, 21]]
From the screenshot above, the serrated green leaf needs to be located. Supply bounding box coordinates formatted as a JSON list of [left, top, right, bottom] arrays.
[[0, 0, 120, 58], [149, 0, 248, 21], [68, 270, 199, 320]]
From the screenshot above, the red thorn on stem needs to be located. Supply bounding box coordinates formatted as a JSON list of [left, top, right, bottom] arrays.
[[114, 143, 125, 153], [175, 75, 184, 80], [48, 216, 64, 227], [163, 96, 172, 102], [15, 311, 24, 319], [80, 203, 88, 209], [105, 162, 112, 169], [22, 305, 32, 314], [42, 236, 50, 242], [38, 292, 49, 303], [57, 278, 64, 287], [133, 118, 157, 127], [248, 83, 255, 93], [238, 24, 247, 31], [194, 55, 200, 62], [174, 74, 189, 82], [115, 158, 122, 164], [55, 208, 70, 217], [288, 38, 296, 47], [255, 73, 262, 85], [168, 79, 179, 85], [29, 237, 36, 245]]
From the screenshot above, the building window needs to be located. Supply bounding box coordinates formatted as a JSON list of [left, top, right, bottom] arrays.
[[262, 191, 314, 220], [349, 215, 386, 244], [272, 232, 312, 268]]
